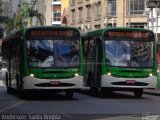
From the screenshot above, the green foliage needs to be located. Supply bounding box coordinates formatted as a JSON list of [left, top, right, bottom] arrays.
[[4, 0, 44, 34]]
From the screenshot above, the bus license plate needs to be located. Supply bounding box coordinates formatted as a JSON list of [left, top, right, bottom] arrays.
[[50, 81, 60, 85], [126, 80, 135, 84]]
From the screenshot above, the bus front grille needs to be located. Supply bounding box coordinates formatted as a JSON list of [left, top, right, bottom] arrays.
[[34, 83, 75, 87], [112, 82, 148, 86]]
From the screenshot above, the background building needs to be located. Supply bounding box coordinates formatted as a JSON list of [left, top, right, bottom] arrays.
[[68, 0, 160, 35], [0, 0, 9, 38], [8, 0, 20, 17], [146, 0, 160, 43], [2, 0, 9, 17], [37, 0, 69, 26]]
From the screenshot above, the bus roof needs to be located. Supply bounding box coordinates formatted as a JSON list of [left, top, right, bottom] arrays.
[[25, 26, 80, 31], [3, 26, 80, 41], [82, 27, 154, 38]]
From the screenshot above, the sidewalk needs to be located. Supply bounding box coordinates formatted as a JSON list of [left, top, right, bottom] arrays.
[[0, 80, 5, 86], [143, 89, 160, 96]]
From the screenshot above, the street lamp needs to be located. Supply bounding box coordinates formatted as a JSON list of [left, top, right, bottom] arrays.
[[104, 17, 108, 27], [111, 18, 115, 27], [81, 24, 84, 33], [146, 0, 160, 43], [87, 24, 91, 31], [145, 7, 151, 29]]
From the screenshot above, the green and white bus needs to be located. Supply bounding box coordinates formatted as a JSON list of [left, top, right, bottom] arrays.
[[82, 28, 157, 97], [2, 26, 84, 98]]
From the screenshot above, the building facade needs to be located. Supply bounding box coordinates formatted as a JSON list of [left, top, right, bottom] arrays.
[[37, 0, 69, 26], [68, 0, 159, 33], [0, 0, 9, 34], [8, 0, 20, 17], [2, 0, 9, 17]]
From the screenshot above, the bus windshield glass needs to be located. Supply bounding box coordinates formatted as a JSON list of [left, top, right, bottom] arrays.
[[105, 40, 153, 68], [27, 39, 79, 68]]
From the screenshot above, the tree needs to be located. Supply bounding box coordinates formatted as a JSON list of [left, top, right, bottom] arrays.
[[4, 15, 15, 35], [4, 0, 44, 34], [20, 0, 44, 27]]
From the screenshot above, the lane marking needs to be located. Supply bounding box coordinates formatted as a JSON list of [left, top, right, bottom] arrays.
[[61, 113, 74, 119], [0, 101, 26, 113]]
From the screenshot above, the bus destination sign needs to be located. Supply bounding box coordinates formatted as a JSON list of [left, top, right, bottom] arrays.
[[27, 30, 78, 38], [107, 31, 152, 38]]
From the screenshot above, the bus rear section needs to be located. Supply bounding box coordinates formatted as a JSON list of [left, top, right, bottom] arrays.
[[2, 27, 84, 98], [82, 28, 157, 97]]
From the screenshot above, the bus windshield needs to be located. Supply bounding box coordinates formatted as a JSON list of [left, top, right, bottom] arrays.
[[105, 40, 153, 68], [27, 39, 79, 68]]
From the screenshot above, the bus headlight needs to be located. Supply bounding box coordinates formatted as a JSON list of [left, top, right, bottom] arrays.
[[30, 74, 34, 77], [75, 73, 79, 77], [2, 68, 7, 71], [107, 72, 112, 76], [149, 73, 153, 77]]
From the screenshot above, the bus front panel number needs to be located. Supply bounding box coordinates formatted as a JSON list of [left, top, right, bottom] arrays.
[[50, 81, 60, 85], [126, 80, 135, 84]]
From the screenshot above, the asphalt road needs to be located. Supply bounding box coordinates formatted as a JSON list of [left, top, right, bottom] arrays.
[[0, 81, 160, 120]]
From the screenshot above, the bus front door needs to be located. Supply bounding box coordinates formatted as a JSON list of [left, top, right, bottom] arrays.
[[93, 37, 102, 88], [84, 36, 102, 92]]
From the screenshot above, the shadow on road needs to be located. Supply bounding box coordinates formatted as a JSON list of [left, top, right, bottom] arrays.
[[17, 90, 79, 101], [77, 90, 145, 99]]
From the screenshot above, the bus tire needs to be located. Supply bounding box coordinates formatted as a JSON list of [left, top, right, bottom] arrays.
[[90, 87, 99, 96], [134, 89, 143, 98], [6, 72, 12, 94], [16, 73, 20, 90], [65, 90, 74, 98], [7, 87, 13, 94], [5, 72, 8, 86], [101, 88, 113, 97]]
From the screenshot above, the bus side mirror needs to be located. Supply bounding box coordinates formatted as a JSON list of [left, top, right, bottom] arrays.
[[33, 47, 38, 54]]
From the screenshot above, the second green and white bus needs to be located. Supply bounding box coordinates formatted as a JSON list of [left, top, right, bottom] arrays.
[[82, 28, 157, 97], [2, 26, 84, 98]]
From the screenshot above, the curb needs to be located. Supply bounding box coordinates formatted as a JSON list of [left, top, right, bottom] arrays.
[[143, 90, 160, 96]]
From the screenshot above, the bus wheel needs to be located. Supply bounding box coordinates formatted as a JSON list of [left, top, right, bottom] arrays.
[[6, 72, 12, 94], [134, 89, 143, 98], [101, 88, 113, 97], [7, 87, 16, 94], [16, 73, 20, 90], [65, 90, 74, 99], [5, 72, 9, 87], [7, 87, 12, 94], [90, 87, 99, 96]]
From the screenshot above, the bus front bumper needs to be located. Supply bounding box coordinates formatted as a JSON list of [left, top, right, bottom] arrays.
[[101, 74, 157, 89], [23, 75, 84, 90]]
